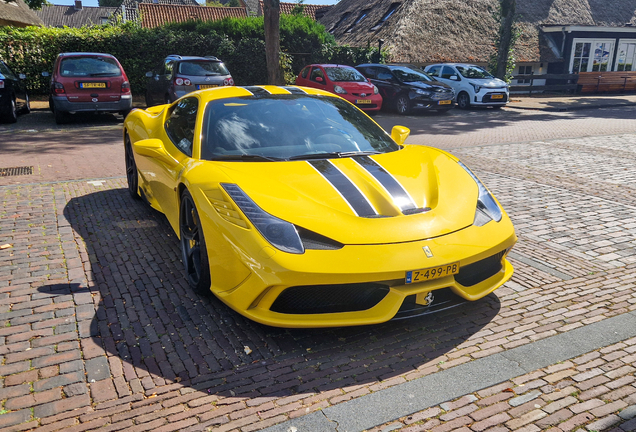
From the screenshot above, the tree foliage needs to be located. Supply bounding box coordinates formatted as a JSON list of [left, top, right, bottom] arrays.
[[0, 15, 378, 95], [488, 0, 519, 82]]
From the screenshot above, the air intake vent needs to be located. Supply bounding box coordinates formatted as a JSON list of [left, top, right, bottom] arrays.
[[271, 283, 389, 314], [455, 250, 506, 287]]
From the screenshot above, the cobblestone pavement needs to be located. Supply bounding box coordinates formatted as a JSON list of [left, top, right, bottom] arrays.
[[1, 125, 636, 430]]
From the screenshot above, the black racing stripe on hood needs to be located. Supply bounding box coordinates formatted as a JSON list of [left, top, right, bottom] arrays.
[[282, 86, 307, 94], [354, 155, 417, 212], [308, 160, 377, 217], [243, 86, 271, 96]]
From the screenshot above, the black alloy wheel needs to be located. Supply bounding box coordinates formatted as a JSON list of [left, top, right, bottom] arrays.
[[457, 92, 471, 109], [395, 95, 410, 115], [180, 190, 211, 295], [124, 134, 140, 200]]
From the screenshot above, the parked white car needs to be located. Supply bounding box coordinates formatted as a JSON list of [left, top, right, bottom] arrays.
[[424, 63, 509, 109]]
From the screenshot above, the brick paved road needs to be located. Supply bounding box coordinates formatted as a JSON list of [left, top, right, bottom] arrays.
[[1, 107, 636, 431]]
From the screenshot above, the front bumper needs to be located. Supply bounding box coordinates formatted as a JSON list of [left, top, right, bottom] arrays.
[[52, 95, 132, 113], [472, 90, 509, 106], [209, 215, 516, 328], [409, 92, 455, 110]]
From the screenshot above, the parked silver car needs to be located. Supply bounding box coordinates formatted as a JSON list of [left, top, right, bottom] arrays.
[[424, 63, 509, 109], [145, 55, 234, 106]]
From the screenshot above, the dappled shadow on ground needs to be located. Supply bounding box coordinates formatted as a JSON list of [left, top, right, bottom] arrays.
[[45, 187, 501, 401]]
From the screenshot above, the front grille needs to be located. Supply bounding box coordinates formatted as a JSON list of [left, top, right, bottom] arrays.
[[431, 91, 453, 101], [455, 250, 506, 287], [0, 166, 33, 177], [270, 283, 390, 314]]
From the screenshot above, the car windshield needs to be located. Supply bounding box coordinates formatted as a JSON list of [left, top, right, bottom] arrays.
[[59, 56, 121, 77], [201, 95, 399, 161], [178, 61, 229, 76], [456, 65, 494, 79], [324, 67, 367, 82], [390, 66, 434, 83]]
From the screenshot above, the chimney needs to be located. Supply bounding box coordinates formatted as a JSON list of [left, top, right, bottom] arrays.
[[74, 0, 83, 10]]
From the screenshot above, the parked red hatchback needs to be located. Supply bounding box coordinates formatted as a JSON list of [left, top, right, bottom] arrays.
[[47, 52, 132, 124], [295, 64, 382, 113]]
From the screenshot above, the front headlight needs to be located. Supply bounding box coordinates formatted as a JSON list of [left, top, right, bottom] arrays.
[[221, 183, 304, 254], [415, 89, 431, 96], [333, 85, 348, 94], [458, 162, 502, 226], [470, 82, 482, 93], [373, 85, 379, 95]]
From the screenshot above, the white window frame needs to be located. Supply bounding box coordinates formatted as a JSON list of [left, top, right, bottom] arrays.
[[569, 38, 615, 73], [615, 39, 636, 71]]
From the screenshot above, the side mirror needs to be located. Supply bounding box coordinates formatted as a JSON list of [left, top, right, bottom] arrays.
[[145, 71, 153, 78], [132, 138, 179, 167], [315, 76, 324, 83], [41, 71, 50, 77], [450, 75, 459, 81], [18, 74, 26, 80], [391, 125, 410, 145]]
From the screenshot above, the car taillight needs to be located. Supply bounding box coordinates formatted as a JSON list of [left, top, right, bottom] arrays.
[[223, 78, 234, 86], [0, 80, 4, 89], [174, 78, 191, 86], [121, 81, 131, 94], [54, 82, 65, 94]]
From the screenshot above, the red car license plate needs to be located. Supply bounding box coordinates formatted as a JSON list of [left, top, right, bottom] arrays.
[[80, 82, 106, 89], [356, 99, 372, 104]]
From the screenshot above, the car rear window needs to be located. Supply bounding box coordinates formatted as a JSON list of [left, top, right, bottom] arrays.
[[177, 61, 229, 77], [59, 56, 122, 77], [324, 67, 367, 82], [201, 95, 398, 161]]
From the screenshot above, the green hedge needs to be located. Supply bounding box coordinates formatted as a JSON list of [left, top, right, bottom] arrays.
[[0, 15, 383, 95]]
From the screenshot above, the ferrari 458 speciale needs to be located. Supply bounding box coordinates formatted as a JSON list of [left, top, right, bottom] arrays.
[[124, 85, 516, 328]]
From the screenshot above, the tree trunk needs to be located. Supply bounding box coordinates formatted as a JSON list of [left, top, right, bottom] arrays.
[[495, 0, 515, 80], [263, 0, 283, 85]]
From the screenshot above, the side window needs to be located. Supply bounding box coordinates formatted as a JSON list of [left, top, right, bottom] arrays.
[[427, 66, 441, 77], [0, 62, 15, 79], [165, 97, 198, 157], [376, 68, 393, 81], [441, 66, 457, 79], [358, 67, 375, 79], [310, 67, 325, 83], [300, 66, 310, 79]]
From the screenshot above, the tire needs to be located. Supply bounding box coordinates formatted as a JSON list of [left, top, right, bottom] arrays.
[[180, 189, 211, 295], [54, 108, 69, 124], [22, 94, 31, 114], [3, 97, 18, 123], [395, 95, 410, 115], [457, 92, 471, 109], [125, 133, 140, 200], [48, 96, 54, 112]]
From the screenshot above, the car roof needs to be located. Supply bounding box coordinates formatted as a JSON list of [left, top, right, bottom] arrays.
[[58, 52, 117, 59], [427, 63, 481, 67], [306, 64, 357, 68], [167, 55, 222, 62]]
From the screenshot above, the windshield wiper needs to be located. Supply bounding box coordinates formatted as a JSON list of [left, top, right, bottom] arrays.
[[211, 154, 282, 162], [90, 73, 118, 77], [287, 151, 381, 161]]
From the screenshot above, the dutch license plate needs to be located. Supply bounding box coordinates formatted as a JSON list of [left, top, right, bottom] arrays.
[[438, 100, 451, 105], [81, 82, 106, 89], [406, 262, 459, 284], [198, 84, 219, 90], [356, 99, 372, 104], [491, 94, 504, 99]]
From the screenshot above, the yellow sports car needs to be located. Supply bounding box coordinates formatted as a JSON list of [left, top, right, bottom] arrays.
[[124, 85, 516, 328]]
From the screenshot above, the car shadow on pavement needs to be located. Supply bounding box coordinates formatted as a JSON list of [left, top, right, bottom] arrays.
[[39, 187, 502, 404]]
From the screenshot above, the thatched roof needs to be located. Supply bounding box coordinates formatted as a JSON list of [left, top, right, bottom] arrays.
[[35, 4, 116, 28], [319, 0, 636, 64], [138, 3, 247, 28], [0, 0, 43, 27]]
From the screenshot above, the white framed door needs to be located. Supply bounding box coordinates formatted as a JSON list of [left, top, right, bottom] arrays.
[[570, 38, 615, 73], [615, 39, 636, 71]]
